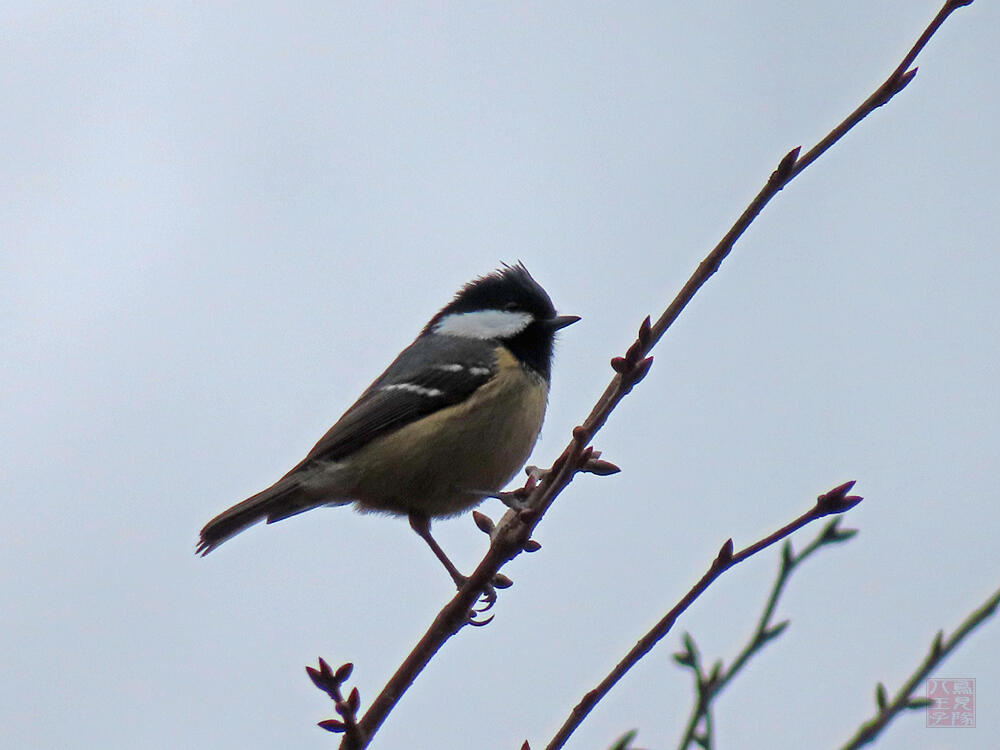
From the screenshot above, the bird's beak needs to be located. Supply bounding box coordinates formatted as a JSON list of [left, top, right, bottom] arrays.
[[548, 315, 581, 331]]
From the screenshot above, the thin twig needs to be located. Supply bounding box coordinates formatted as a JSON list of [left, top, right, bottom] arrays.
[[675, 519, 858, 750], [307, 660, 364, 748], [337, 2, 974, 746], [839, 586, 1000, 749], [543, 483, 862, 750]]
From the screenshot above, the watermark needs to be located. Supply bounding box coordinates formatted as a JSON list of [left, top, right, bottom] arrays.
[[926, 678, 975, 728]]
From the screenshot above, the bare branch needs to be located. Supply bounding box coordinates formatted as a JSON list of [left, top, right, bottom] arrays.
[[675, 519, 858, 750], [839, 586, 1000, 749], [543, 483, 863, 750], [308, 659, 364, 748], [321, 2, 974, 746]]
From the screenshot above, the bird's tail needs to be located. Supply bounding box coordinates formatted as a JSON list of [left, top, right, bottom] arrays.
[[197, 476, 323, 555]]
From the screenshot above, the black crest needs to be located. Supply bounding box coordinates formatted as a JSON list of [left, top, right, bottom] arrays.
[[424, 263, 557, 334]]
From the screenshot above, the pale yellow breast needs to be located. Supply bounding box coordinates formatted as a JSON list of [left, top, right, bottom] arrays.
[[349, 347, 548, 517]]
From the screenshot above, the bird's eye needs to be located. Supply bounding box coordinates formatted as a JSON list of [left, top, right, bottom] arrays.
[[504, 301, 520, 311]]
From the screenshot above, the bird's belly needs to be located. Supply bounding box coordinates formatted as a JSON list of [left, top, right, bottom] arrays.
[[348, 367, 548, 517]]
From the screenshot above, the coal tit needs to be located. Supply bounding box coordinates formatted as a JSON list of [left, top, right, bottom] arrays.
[[197, 263, 578, 587]]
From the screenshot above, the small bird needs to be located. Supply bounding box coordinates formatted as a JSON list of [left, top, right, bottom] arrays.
[[197, 263, 578, 590]]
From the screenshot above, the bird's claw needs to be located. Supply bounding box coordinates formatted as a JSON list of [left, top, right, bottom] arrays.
[[468, 583, 497, 625], [467, 611, 495, 627], [474, 582, 498, 612], [453, 575, 502, 624]]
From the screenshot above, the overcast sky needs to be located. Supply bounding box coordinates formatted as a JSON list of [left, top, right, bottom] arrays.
[[4, 2, 999, 749]]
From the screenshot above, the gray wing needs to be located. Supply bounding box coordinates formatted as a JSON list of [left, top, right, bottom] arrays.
[[298, 335, 497, 466], [196, 336, 497, 554]]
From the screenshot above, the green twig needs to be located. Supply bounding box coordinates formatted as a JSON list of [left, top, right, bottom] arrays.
[[675, 518, 857, 749], [839, 586, 1000, 749]]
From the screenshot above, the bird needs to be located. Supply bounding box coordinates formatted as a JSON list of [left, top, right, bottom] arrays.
[[197, 263, 578, 592]]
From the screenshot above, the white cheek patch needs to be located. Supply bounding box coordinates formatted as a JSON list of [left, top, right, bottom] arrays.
[[380, 383, 444, 398], [434, 309, 533, 339]]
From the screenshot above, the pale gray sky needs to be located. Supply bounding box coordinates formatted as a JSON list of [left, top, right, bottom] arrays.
[[4, 2, 998, 749]]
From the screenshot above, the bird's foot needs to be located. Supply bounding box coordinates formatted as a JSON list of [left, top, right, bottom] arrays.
[[453, 572, 514, 624]]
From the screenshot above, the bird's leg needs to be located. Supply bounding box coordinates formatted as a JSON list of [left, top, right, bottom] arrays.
[[408, 510, 466, 587], [408, 510, 497, 614]]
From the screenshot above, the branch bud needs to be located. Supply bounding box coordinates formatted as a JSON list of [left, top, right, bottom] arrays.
[[473, 511, 495, 535], [334, 662, 354, 685], [816, 480, 863, 515], [715, 538, 734, 567], [638, 315, 652, 346], [581, 458, 622, 476], [875, 682, 888, 711], [774, 146, 801, 182]]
